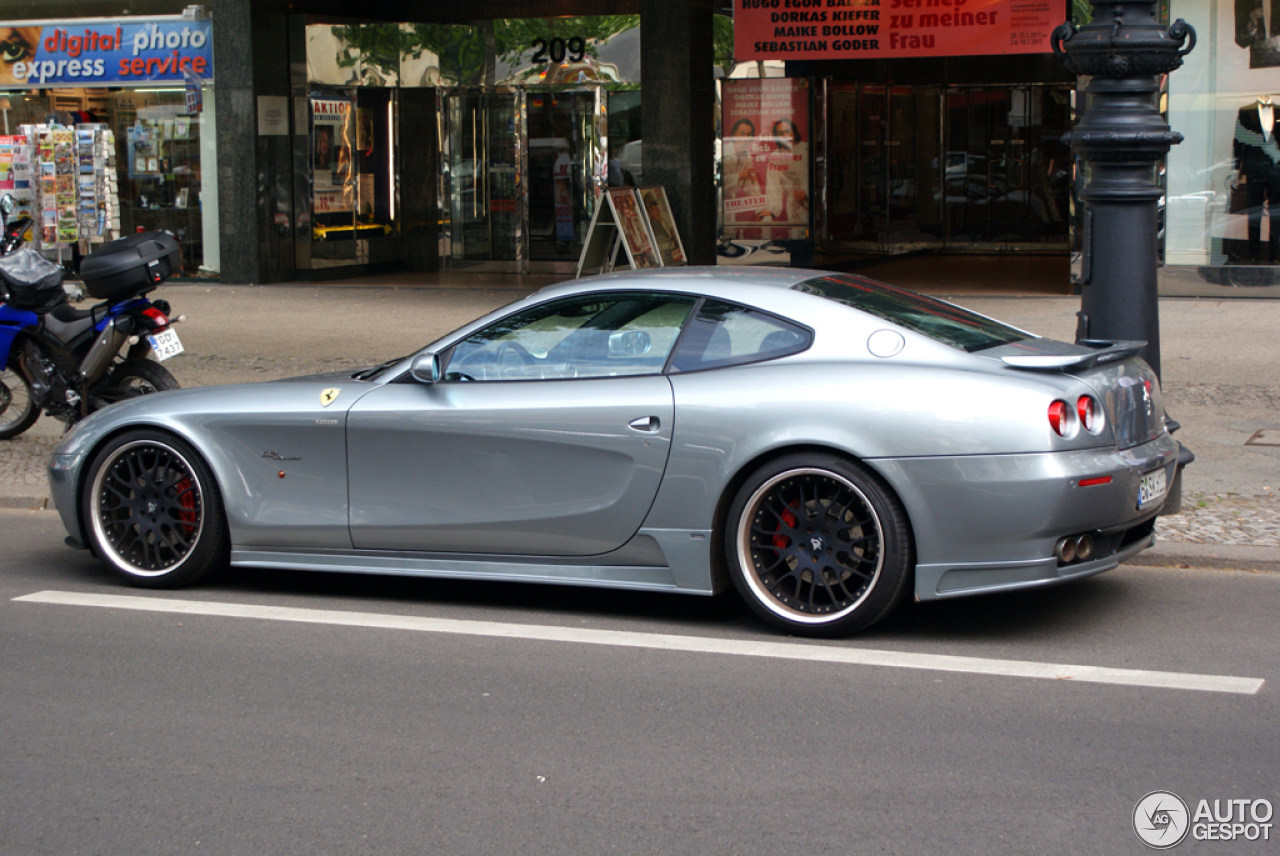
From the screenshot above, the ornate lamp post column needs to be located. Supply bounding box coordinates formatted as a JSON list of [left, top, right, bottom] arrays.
[[1052, 1, 1195, 380]]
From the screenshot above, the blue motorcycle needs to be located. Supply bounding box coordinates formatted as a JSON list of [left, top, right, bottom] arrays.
[[0, 196, 185, 439]]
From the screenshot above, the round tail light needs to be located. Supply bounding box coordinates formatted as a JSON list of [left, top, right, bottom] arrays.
[[1076, 395, 1104, 434], [1048, 400, 1077, 438]]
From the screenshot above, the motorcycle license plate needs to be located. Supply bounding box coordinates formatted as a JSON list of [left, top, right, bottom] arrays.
[[1138, 467, 1168, 508], [148, 329, 184, 361]]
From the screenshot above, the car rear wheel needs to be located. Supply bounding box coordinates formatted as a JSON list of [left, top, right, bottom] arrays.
[[82, 429, 228, 588], [726, 454, 912, 637]]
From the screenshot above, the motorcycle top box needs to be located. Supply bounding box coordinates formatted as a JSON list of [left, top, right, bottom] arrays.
[[79, 232, 182, 301]]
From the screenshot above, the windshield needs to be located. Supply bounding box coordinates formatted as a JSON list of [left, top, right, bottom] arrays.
[[793, 275, 1031, 353]]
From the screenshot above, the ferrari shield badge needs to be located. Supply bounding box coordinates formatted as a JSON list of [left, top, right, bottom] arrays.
[[320, 388, 341, 407]]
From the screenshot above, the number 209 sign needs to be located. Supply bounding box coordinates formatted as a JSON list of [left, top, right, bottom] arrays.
[[734, 0, 1061, 61]]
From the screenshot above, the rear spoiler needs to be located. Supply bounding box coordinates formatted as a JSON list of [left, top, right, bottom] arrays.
[[1000, 340, 1146, 372]]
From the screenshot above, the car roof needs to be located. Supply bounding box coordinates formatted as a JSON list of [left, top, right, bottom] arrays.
[[551, 265, 821, 293]]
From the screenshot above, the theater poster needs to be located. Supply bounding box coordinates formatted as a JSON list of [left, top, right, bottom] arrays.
[[722, 78, 810, 241]]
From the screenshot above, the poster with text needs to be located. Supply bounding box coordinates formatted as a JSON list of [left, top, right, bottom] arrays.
[[607, 187, 660, 269], [734, 0, 1063, 62], [638, 186, 687, 266], [723, 78, 810, 240]]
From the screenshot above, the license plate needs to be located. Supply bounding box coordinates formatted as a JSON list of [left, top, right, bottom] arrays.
[[1138, 467, 1168, 508], [148, 328, 184, 361]]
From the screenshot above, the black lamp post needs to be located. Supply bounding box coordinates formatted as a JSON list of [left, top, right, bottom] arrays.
[[1052, 1, 1195, 380]]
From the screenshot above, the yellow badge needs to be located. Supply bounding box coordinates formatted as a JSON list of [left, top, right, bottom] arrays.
[[320, 388, 341, 407]]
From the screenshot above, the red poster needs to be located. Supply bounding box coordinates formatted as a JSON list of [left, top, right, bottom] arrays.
[[722, 78, 810, 240], [734, 0, 1063, 61]]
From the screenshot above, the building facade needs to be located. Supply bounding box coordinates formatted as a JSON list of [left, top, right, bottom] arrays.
[[1, 0, 1273, 296]]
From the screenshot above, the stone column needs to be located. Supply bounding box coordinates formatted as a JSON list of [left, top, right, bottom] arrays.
[[641, 0, 716, 265], [212, 0, 294, 284]]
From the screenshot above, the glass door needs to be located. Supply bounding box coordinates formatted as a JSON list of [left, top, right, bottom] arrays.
[[526, 88, 601, 264], [446, 89, 523, 268], [444, 87, 602, 272], [821, 83, 1070, 253], [823, 83, 942, 251], [943, 86, 1070, 249]]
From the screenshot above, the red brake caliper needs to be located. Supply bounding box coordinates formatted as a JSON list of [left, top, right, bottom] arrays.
[[175, 477, 196, 535], [773, 503, 799, 550]]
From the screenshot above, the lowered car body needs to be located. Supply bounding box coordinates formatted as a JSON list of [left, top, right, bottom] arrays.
[[48, 268, 1181, 636]]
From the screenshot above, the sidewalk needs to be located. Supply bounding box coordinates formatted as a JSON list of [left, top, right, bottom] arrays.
[[2, 275, 1277, 571]]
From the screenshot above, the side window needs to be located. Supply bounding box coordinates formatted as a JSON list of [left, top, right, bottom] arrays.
[[445, 292, 696, 382], [669, 300, 812, 373]]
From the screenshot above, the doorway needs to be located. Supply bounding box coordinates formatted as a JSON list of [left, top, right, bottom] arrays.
[[443, 86, 604, 273], [823, 82, 1072, 253]]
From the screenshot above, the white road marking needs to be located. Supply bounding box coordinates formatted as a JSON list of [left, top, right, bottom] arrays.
[[14, 590, 1265, 695]]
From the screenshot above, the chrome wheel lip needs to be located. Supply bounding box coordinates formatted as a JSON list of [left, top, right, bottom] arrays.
[[736, 467, 885, 625], [89, 439, 205, 578]]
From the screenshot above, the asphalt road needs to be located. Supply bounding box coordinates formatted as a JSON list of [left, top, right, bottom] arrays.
[[2, 507, 1276, 855]]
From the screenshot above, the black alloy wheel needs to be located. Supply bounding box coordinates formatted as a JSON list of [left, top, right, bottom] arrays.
[[83, 430, 227, 587], [726, 454, 912, 636]]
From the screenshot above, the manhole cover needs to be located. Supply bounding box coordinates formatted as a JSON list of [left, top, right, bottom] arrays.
[[1245, 429, 1280, 447]]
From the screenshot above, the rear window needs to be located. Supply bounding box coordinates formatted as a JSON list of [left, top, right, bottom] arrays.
[[793, 274, 1031, 353]]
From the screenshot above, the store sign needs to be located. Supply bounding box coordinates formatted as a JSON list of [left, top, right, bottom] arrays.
[[311, 99, 351, 119], [0, 19, 214, 87], [733, 0, 1061, 61]]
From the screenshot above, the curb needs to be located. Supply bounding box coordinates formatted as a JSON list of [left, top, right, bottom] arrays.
[[0, 495, 49, 509], [1138, 540, 1280, 574]]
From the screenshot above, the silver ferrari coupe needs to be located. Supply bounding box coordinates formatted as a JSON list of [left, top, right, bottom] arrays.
[[48, 268, 1180, 636]]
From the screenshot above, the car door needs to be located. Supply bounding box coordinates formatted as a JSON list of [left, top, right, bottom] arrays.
[[346, 292, 697, 556]]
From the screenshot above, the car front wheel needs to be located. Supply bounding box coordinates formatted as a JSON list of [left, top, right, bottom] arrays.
[[725, 454, 912, 637], [82, 429, 228, 588]]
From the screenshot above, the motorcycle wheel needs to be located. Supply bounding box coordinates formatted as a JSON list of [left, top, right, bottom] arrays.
[[103, 359, 180, 401], [0, 365, 40, 440]]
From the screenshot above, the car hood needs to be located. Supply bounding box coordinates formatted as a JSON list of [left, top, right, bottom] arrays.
[[264, 365, 383, 384]]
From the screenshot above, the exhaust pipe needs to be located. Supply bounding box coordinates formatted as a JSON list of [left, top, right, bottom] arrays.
[[78, 315, 134, 386], [1055, 534, 1097, 565]]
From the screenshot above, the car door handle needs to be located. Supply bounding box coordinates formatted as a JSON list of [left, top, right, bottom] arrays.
[[628, 416, 660, 433]]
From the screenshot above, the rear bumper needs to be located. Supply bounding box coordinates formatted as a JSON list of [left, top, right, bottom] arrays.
[[869, 432, 1179, 602], [914, 517, 1156, 601]]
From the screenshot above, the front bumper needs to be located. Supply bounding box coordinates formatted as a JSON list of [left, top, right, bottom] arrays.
[[48, 453, 85, 546], [869, 432, 1180, 602]]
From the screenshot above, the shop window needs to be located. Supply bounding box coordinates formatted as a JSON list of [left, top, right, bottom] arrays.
[[113, 89, 206, 275], [1163, 0, 1280, 291]]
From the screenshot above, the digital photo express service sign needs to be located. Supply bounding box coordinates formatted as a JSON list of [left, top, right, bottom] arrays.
[[734, 0, 1063, 60], [0, 19, 213, 87]]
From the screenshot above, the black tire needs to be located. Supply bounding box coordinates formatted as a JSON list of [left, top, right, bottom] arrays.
[[82, 429, 228, 588], [724, 453, 913, 637], [0, 364, 40, 440], [104, 358, 180, 400]]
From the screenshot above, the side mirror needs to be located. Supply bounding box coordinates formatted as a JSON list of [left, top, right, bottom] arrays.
[[608, 329, 652, 357], [0, 195, 13, 217], [410, 353, 441, 384]]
